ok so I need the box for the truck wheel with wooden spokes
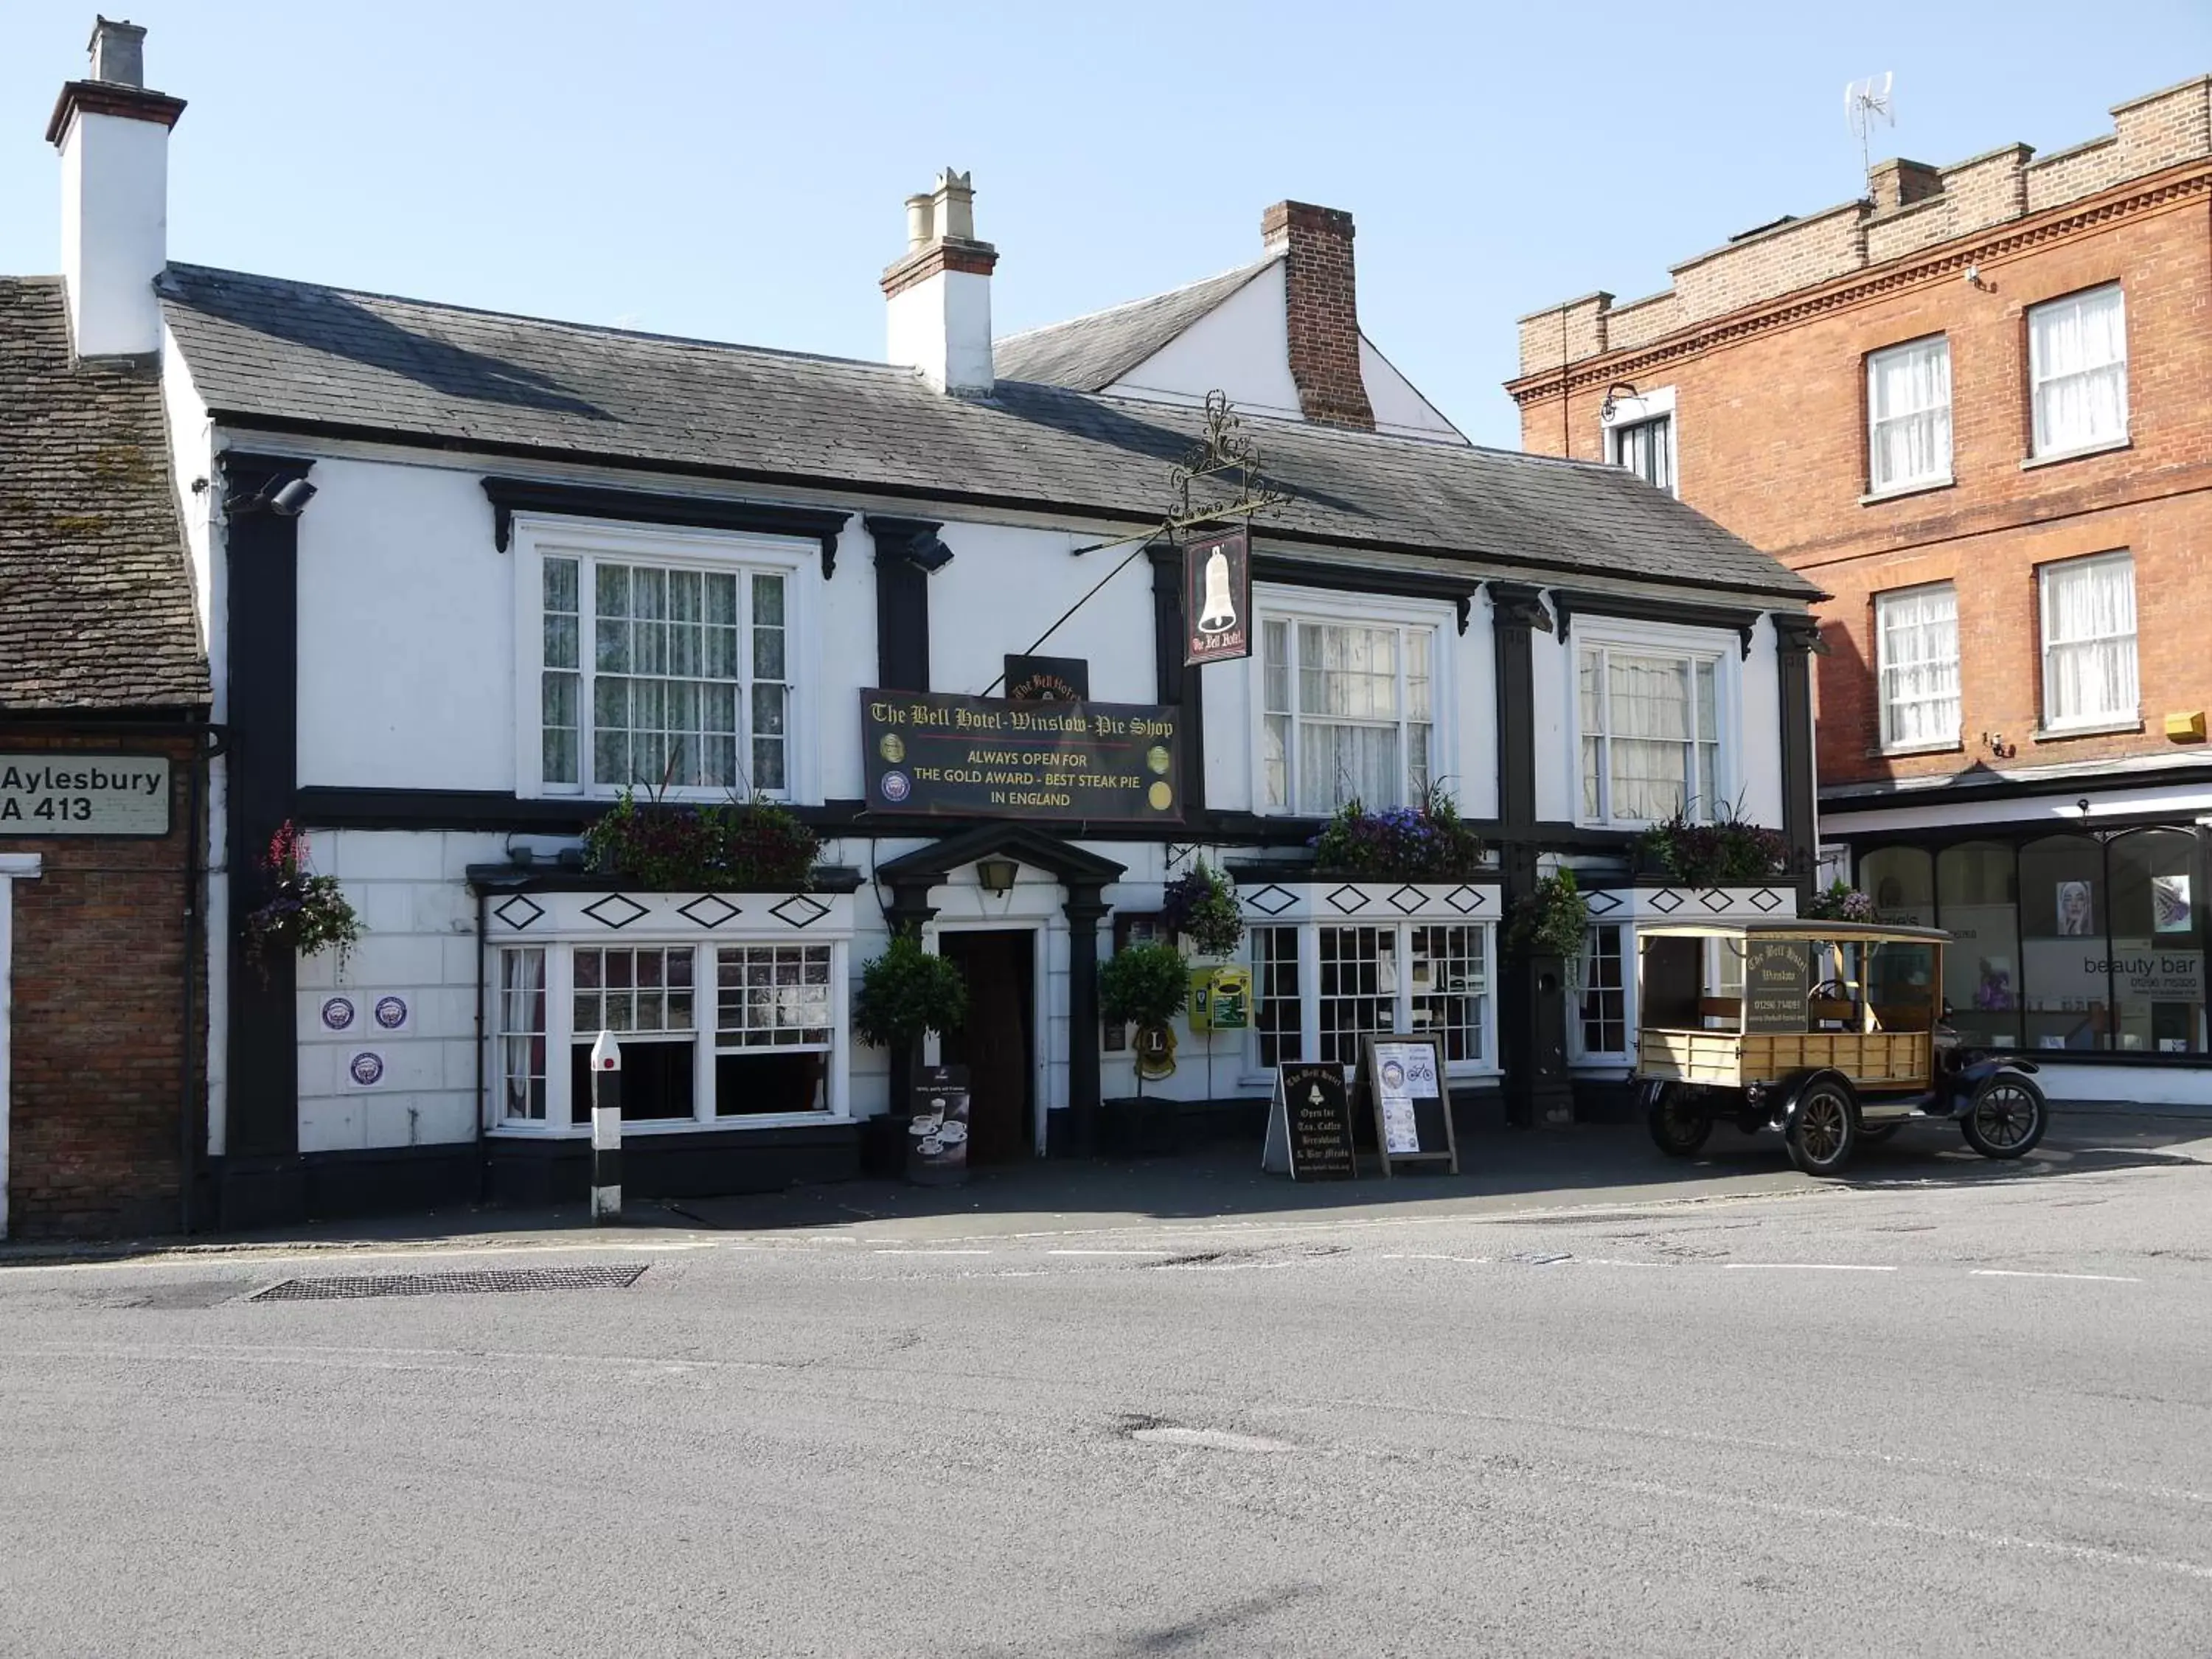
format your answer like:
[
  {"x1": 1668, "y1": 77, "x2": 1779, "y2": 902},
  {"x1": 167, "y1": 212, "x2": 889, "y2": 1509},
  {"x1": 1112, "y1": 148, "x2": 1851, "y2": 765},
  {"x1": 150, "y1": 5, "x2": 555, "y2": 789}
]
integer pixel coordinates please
[
  {"x1": 1961, "y1": 1073, "x2": 2048, "y2": 1160},
  {"x1": 1785, "y1": 1076, "x2": 1859, "y2": 1176},
  {"x1": 1645, "y1": 1084, "x2": 1713, "y2": 1158}
]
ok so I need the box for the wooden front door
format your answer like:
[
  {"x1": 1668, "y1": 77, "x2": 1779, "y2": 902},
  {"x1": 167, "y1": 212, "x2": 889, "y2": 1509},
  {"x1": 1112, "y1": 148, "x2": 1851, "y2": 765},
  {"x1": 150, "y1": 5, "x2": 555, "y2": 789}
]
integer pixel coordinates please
[{"x1": 940, "y1": 931, "x2": 1035, "y2": 1163}]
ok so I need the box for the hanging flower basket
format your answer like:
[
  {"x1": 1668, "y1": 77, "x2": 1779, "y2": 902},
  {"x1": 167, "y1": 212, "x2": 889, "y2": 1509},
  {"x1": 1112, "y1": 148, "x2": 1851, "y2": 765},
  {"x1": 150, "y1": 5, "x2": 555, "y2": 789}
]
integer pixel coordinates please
[
  {"x1": 1804, "y1": 880, "x2": 1876, "y2": 922},
  {"x1": 1160, "y1": 861, "x2": 1245, "y2": 957},
  {"x1": 243, "y1": 821, "x2": 364, "y2": 983},
  {"x1": 1507, "y1": 867, "x2": 1591, "y2": 961}
]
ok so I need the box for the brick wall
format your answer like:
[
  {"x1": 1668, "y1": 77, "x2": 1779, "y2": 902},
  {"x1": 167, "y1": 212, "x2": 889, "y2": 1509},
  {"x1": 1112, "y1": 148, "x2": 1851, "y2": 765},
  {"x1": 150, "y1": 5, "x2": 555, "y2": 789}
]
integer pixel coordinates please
[
  {"x1": 1512, "y1": 78, "x2": 2212, "y2": 381},
  {"x1": 1263, "y1": 201, "x2": 1376, "y2": 431},
  {"x1": 1517, "y1": 176, "x2": 2212, "y2": 794},
  {"x1": 4, "y1": 728, "x2": 201, "y2": 1237}
]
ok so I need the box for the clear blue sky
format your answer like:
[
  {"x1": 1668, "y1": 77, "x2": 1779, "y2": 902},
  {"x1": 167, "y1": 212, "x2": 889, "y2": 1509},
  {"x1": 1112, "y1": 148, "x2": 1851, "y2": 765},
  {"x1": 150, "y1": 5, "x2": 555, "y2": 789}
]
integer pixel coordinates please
[{"x1": 6, "y1": 1, "x2": 2208, "y2": 448}]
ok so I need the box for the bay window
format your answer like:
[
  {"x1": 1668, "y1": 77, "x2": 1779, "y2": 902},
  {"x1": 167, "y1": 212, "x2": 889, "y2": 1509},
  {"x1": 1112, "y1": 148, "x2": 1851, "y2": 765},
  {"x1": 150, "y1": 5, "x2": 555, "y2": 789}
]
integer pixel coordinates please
[
  {"x1": 1578, "y1": 643, "x2": 1724, "y2": 825},
  {"x1": 1875, "y1": 583, "x2": 1961, "y2": 751},
  {"x1": 519, "y1": 518, "x2": 809, "y2": 799},
  {"x1": 1248, "y1": 920, "x2": 1492, "y2": 1074},
  {"x1": 1258, "y1": 600, "x2": 1445, "y2": 815},
  {"x1": 2029, "y1": 285, "x2": 2127, "y2": 458},
  {"x1": 2039, "y1": 552, "x2": 2138, "y2": 731},
  {"x1": 1867, "y1": 336, "x2": 1952, "y2": 492},
  {"x1": 495, "y1": 937, "x2": 840, "y2": 1129}
]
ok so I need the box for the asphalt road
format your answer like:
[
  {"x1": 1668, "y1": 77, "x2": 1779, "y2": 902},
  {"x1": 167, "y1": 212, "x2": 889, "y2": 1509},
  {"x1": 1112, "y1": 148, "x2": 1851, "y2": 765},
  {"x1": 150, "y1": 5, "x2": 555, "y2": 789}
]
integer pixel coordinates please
[{"x1": 4, "y1": 1128, "x2": 2211, "y2": 1657}]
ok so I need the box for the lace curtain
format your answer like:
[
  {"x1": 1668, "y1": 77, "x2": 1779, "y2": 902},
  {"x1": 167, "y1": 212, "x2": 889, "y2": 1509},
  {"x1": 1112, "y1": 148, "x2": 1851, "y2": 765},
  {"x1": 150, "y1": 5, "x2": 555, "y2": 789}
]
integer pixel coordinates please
[
  {"x1": 2031, "y1": 287, "x2": 2127, "y2": 456},
  {"x1": 1877, "y1": 585, "x2": 1961, "y2": 748},
  {"x1": 2042, "y1": 555, "x2": 2137, "y2": 728},
  {"x1": 1868, "y1": 338, "x2": 1952, "y2": 490}
]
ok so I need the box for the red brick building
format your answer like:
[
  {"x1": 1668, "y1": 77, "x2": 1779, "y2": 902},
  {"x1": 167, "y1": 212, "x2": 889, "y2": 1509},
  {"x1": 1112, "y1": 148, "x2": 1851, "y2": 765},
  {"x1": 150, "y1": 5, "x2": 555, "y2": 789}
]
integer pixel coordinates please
[
  {"x1": 1, "y1": 274, "x2": 211, "y2": 1236},
  {"x1": 1511, "y1": 78, "x2": 2212, "y2": 1102}
]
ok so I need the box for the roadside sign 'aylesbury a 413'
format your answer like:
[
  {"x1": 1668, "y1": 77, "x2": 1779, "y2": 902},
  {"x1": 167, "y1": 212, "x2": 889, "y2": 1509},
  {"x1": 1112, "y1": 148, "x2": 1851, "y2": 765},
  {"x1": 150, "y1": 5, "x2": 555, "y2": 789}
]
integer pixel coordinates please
[{"x1": 0, "y1": 755, "x2": 172, "y2": 836}]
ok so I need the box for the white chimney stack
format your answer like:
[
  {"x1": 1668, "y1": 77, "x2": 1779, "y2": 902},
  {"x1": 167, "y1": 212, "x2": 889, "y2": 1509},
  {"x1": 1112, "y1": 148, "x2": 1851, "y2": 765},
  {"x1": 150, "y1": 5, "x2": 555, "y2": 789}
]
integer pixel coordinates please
[
  {"x1": 880, "y1": 168, "x2": 998, "y2": 397},
  {"x1": 46, "y1": 16, "x2": 185, "y2": 359}
]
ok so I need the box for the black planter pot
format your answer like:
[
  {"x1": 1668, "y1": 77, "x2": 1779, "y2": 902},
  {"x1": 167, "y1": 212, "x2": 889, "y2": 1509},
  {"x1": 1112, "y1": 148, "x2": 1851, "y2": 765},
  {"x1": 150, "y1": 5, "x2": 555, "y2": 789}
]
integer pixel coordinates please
[
  {"x1": 1099, "y1": 1095, "x2": 1180, "y2": 1158},
  {"x1": 860, "y1": 1113, "x2": 911, "y2": 1178}
]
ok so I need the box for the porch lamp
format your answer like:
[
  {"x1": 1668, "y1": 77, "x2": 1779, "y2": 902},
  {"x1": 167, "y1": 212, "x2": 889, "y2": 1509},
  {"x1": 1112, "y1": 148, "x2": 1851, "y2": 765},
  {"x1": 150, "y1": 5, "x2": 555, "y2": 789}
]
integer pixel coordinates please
[{"x1": 975, "y1": 857, "x2": 1019, "y2": 896}]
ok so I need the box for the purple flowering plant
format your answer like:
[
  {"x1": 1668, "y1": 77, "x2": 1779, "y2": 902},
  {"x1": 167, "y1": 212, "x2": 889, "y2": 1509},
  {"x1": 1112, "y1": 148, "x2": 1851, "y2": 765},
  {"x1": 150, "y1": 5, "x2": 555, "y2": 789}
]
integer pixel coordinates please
[
  {"x1": 243, "y1": 821, "x2": 365, "y2": 983},
  {"x1": 1804, "y1": 880, "x2": 1877, "y2": 922},
  {"x1": 1310, "y1": 787, "x2": 1486, "y2": 881},
  {"x1": 1160, "y1": 862, "x2": 1245, "y2": 956}
]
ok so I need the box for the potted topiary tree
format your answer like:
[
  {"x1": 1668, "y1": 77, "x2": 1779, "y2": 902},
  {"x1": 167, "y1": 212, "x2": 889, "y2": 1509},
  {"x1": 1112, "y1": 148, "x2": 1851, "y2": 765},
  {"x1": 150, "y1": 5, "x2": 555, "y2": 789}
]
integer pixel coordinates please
[
  {"x1": 854, "y1": 930, "x2": 969, "y2": 1175},
  {"x1": 1098, "y1": 939, "x2": 1192, "y2": 1155}
]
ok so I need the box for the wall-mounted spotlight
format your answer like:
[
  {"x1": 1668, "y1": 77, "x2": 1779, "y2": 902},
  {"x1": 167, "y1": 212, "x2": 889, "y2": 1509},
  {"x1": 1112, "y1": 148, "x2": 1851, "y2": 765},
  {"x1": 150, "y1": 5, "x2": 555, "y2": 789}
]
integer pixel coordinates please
[
  {"x1": 226, "y1": 476, "x2": 317, "y2": 518},
  {"x1": 1599, "y1": 382, "x2": 1639, "y2": 421},
  {"x1": 905, "y1": 532, "x2": 953, "y2": 573}
]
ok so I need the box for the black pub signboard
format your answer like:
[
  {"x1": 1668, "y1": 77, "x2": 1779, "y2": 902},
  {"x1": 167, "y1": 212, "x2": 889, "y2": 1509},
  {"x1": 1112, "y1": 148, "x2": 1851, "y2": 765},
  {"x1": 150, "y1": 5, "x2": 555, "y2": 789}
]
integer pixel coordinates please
[
  {"x1": 862, "y1": 690, "x2": 1183, "y2": 823},
  {"x1": 1744, "y1": 939, "x2": 1812, "y2": 1034}
]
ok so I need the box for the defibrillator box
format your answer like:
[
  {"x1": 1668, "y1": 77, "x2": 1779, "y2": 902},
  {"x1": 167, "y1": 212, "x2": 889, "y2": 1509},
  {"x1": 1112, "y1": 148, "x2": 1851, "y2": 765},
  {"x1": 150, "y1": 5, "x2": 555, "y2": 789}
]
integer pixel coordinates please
[{"x1": 1189, "y1": 964, "x2": 1251, "y2": 1031}]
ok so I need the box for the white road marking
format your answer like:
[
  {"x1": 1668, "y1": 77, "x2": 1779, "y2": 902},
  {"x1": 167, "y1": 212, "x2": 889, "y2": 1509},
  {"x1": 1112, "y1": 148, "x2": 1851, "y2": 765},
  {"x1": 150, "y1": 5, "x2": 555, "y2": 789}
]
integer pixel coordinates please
[
  {"x1": 1572, "y1": 1258, "x2": 1670, "y2": 1269},
  {"x1": 1378, "y1": 1253, "x2": 1493, "y2": 1263},
  {"x1": 1046, "y1": 1249, "x2": 1172, "y2": 1257},
  {"x1": 1724, "y1": 1262, "x2": 1896, "y2": 1273},
  {"x1": 869, "y1": 1248, "x2": 992, "y2": 1256},
  {"x1": 1132, "y1": 1426, "x2": 1299, "y2": 1454},
  {"x1": 1972, "y1": 1269, "x2": 2142, "y2": 1284}
]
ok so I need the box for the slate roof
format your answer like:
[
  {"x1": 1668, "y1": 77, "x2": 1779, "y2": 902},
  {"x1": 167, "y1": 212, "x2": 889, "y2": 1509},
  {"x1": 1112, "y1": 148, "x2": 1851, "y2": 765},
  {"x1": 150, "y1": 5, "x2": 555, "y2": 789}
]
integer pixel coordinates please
[
  {"x1": 992, "y1": 258, "x2": 1278, "y2": 392},
  {"x1": 0, "y1": 277, "x2": 207, "y2": 712},
  {"x1": 157, "y1": 263, "x2": 1819, "y2": 601}
]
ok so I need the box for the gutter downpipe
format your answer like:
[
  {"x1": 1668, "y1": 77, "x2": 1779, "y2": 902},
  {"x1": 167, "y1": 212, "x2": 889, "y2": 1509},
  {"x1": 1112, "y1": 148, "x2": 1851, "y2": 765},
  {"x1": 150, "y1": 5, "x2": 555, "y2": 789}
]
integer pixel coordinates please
[{"x1": 475, "y1": 884, "x2": 489, "y2": 1206}]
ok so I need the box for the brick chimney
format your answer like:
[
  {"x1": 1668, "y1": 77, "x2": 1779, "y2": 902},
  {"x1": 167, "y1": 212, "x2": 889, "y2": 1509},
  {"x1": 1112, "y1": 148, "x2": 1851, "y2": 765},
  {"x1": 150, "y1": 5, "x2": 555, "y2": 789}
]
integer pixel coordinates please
[
  {"x1": 1262, "y1": 201, "x2": 1374, "y2": 431},
  {"x1": 882, "y1": 169, "x2": 998, "y2": 396},
  {"x1": 46, "y1": 16, "x2": 185, "y2": 359},
  {"x1": 1868, "y1": 157, "x2": 1943, "y2": 212}
]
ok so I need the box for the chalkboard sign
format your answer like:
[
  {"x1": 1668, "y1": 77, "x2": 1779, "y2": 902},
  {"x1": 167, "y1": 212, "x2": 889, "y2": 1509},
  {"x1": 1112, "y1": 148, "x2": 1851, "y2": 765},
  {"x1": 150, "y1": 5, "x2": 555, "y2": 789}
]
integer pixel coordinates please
[
  {"x1": 1261, "y1": 1062, "x2": 1357, "y2": 1180},
  {"x1": 1744, "y1": 939, "x2": 1812, "y2": 1034},
  {"x1": 1356, "y1": 1036, "x2": 1458, "y2": 1177}
]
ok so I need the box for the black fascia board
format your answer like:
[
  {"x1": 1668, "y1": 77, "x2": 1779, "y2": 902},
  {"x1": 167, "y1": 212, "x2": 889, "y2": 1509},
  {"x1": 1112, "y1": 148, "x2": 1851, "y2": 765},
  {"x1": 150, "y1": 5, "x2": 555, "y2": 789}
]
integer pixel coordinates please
[
  {"x1": 481, "y1": 476, "x2": 849, "y2": 580},
  {"x1": 211, "y1": 413, "x2": 1822, "y2": 604},
  {"x1": 1550, "y1": 588, "x2": 1768, "y2": 659}
]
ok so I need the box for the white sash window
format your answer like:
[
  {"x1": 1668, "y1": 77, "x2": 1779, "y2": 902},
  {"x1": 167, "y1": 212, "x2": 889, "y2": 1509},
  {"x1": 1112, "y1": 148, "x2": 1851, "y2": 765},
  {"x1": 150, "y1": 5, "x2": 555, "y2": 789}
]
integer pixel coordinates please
[
  {"x1": 2039, "y1": 552, "x2": 2138, "y2": 731},
  {"x1": 1876, "y1": 583, "x2": 1961, "y2": 751},
  {"x1": 1256, "y1": 594, "x2": 1448, "y2": 816},
  {"x1": 2029, "y1": 285, "x2": 2128, "y2": 458},
  {"x1": 1867, "y1": 337, "x2": 1952, "y2": 492},
  {"x1": 1579, "y1": 644, "x2": 1722, "y2": 825}
]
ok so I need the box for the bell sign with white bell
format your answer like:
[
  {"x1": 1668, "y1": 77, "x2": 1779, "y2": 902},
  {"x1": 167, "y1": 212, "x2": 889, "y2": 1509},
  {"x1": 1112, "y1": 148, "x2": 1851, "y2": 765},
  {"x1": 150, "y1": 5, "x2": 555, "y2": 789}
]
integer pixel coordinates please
[{"x1": 1183, "y1": 526, "x2": 1251, "y2": 666}]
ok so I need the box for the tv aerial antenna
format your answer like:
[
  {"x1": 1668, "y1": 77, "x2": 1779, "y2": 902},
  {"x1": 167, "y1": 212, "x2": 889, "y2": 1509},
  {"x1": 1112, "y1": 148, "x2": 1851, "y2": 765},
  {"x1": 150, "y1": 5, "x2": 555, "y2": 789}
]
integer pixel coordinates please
[{"x1": 1846, "y1": 72, "x2": 1895, "y2": 181}]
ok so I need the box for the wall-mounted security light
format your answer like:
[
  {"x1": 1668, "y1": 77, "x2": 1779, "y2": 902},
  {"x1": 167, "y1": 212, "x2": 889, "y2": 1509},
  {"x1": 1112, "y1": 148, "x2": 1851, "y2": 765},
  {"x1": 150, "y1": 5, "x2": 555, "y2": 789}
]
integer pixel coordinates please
[
  {"x1": 226, "y1": 476, "x2": 317, "y2": 518},
  {"x1": 1599, "y1": 382, "x2": 1639, "y2": 421},
  {"x1": 905, "y1": 532, "x2": 954, "y2": 573}
]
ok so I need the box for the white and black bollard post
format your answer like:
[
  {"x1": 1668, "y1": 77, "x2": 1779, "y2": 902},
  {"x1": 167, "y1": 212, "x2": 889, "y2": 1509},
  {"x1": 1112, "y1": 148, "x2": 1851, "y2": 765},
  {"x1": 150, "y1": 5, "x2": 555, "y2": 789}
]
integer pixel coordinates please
[{"x1": 589, "y1": 1029, "x2": 622, "y2": 1222}]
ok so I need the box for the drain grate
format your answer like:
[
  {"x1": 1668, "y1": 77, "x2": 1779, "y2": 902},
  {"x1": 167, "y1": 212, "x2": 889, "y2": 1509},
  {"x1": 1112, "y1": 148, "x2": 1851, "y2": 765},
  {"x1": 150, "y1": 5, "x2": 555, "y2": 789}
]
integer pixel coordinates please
[{"x1": 251, "y1": 1263, "x2": 649, "y2": 1302}]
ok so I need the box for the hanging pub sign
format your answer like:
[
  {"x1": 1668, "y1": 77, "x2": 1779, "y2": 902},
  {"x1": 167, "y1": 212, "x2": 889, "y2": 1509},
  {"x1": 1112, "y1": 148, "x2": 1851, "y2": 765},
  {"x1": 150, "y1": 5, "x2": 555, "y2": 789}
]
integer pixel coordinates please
[
  {"x1": 0, "y1": 754, "x2": 171, "y2": 837},
  {"x1": 1183, "y1": 526, "x2": 1251, "y2": 667},
  {"x1": 1003, "y1": 655, "x2": 1091, "y2": 703},
  {"x1": 862, "y1": 690, "x2": 1182, "y2": 823}
]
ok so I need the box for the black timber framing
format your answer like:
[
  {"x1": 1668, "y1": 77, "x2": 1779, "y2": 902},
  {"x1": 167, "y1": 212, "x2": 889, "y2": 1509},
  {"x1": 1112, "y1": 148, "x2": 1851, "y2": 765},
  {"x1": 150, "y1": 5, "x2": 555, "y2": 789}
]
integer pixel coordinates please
[
  {"x1": 481, "y1": 476, "x2": 848, "y2": 579},
  {"x1": 220, "y1": 451, "x2": 315, "y2": 1218},
  {"x1": 1149, "y1": 546, "x2": 1207, "y2": 817},
  {"x1": 1488, "y1": 581, "x2": 1569, "y2": 1130},
  {"x1": 869, "y1": 515, "x2": 945, "y2": 692},
  {"x1": 1772, "y1": 613, "x2": 1822, "y2": 896}
]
